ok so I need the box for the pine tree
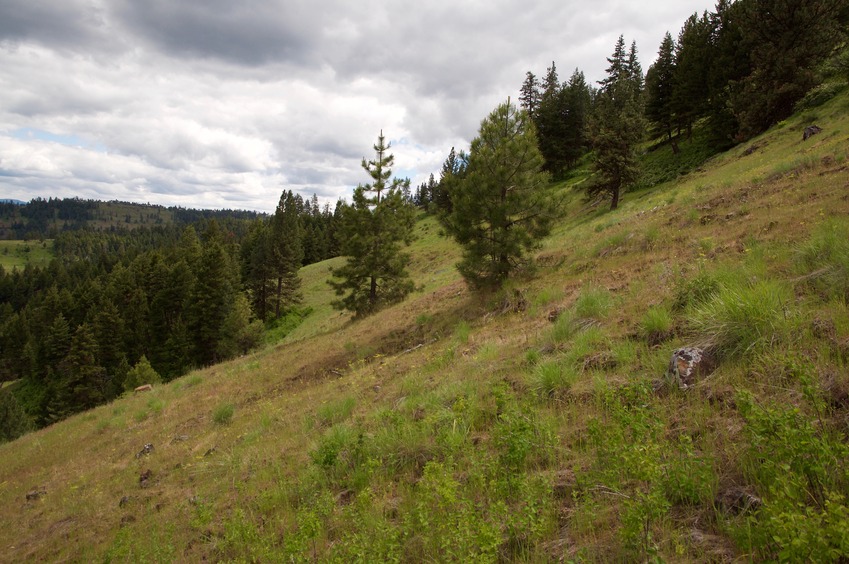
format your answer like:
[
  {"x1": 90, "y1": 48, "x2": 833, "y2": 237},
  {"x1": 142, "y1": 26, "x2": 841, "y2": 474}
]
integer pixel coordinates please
[
  {"x1": 732, "y1": 0, "x2": 847, "y2": 138},
  {"x1": 646, "y1": 32, "x2": 677, "y2": 144},
  {"x1": 329, "y1": 131, "x2": 416, "y2": 317},
  {"x1": 519, "y1": 71, "x2": 540, "y2": 118},
  {"x1": 241, "y1": 220, "x2": 275, "y2": 321},
  {"x1": 561, "y1": 69, "x2": 593, "y2": 169},
  {"x1": 270, "y1": 190, "x2": 304, "y2": 318},
  {"x1": 588, "y1": 37, "x2": 646, "y2": 210},
  {"x1": 672, "y1": 12, "x2": 712, "y2": 139},
  {"x1": 536, "y1": 62, "x2": 570, "y2": 176},
  {"x1": 48, "y1": 323, "x2": 107, "y2": 420},
  {"x1": 122, "y1": 355, "x2": 162, "y2": 392},
  {"x1": 0, "y1": 388, "x2": 33, "y2": 444},
  {"x1": 601, "y1": 35, "x2": 629, "y2": 88},
  {"x1": 626, "y1": 40, "x2": 644, "y2": 93},
  {"x1": 434, "y1": 149, "x2": 466, "y2": 214},
  {"x1": 188, "y1": 222, "x2": 239, "y2": 366},
  {"x1": 441, "y1": 101, "x2": 556, "y2": 289},
  {"x1": 216, "y1": 292, "x2": 264, "y2": 359}
]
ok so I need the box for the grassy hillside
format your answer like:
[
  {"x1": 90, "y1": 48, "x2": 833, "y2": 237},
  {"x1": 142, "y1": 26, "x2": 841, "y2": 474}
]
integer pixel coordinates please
[{"x1": 2, "y1": 92, "x2": 849, "y2": 562}]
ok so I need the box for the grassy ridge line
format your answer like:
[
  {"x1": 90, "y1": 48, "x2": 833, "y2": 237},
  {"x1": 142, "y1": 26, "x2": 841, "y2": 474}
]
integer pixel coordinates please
[{"x1": 0, "y1": 91, "x2": 847, "y2": 561}]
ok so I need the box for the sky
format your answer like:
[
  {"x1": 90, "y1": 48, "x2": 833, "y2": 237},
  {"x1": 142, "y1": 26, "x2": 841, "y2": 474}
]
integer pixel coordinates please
[{"x1": 0, "y1": 0, "x2": 710, "y2": 213}]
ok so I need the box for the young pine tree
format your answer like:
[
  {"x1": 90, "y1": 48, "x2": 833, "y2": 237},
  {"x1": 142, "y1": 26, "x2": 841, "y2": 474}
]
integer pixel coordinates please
[
  {"x1": 329, "y1": 132, "x2": 416, "y2": 317},
  {"x1": 441, "y1": 101, "x2": 557, "y2": 289}
]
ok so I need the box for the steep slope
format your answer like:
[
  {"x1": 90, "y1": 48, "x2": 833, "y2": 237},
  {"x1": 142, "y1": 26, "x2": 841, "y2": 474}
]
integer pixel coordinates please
[{"x1": 1, "y1": 91, "x2": 849, "y2": 561}]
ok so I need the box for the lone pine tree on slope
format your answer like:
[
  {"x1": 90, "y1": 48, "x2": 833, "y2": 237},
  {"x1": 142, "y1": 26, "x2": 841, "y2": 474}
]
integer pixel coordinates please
[
  {"x1": 441, "y1": 100, "x2": 557, "y2": 289},
  {"x1": 329, "y1": 131, "x2": 416, "y2": 317}
]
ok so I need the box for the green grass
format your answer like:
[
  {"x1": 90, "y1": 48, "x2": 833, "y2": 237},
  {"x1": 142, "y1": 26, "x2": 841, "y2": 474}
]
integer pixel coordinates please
[{"x1": 0, "y1": 240, "x2": 54, "y2": 269}]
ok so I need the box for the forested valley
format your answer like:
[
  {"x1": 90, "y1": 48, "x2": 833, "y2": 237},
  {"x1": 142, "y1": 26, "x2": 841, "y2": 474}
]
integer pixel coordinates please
[{"x1": 0, "y1": 194, "x2": 342, "y2": 434}]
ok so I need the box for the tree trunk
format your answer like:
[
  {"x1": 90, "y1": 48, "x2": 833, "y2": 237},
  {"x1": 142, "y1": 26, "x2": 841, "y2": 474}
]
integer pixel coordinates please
[
  {"x1": 275, "y1": 276, "x2": 282, "y2": 318},
  {"x1": 369, "y1": 276, "x2": 377, "y2": 308},
  {"x1": 610, "y1": 186, "x2": 620, "y2": 210}
]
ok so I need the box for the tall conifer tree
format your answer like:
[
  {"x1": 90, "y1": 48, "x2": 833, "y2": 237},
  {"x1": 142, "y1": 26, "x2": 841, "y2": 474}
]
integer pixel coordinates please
[
  {"x1": 329, "y1": 132, "x2": 416, "y2": 317},
  {"x1": 588, "y1": 37, "x2": 645, "y2": 210}
]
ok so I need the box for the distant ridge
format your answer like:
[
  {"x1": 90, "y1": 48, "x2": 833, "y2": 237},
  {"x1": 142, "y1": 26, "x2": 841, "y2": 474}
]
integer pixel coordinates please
[{"x1": 0, "y1": 199, "x2": 26, "y2": 205}]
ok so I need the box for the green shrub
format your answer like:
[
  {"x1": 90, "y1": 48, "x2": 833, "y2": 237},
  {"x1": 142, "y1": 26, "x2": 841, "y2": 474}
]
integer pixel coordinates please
[
  {"x1": 405, "y1": 460, "x2": 501, "y2": 560},
  {"x1": 795, "y1": 82, "x2": 846, "y2": 110},
  {"x1": 213, "y1": 402, "x2": 235, "y2": 425},
  {"x1": 122, "y1": 355, "x2": 162, "y2": 391},
  {"x1": 736, "y1": 392, "x2": 849, "y2": 560},
  {"x1": 672, "y1": 268, "x2": 721, "y2": 311}
]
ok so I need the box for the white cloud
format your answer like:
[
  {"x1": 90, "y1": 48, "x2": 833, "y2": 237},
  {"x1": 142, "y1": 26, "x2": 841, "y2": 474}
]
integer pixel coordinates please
[{"x1": 1, "y1": 0, "x2": 709, "y2": 212}]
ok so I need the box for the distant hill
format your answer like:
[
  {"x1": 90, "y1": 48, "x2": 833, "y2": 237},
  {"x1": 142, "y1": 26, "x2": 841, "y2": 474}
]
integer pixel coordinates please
[{"x1": 0, "y1": 197, "x2": 264, "y2": 240}]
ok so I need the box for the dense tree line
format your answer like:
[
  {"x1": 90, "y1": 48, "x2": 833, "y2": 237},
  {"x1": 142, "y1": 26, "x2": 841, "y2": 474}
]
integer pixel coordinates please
[
  {"x1": 0, "y1": 193, "x2": 342, "y2": 441},
  {"x1": 512, "y1": 0, "x2": 848, "y2": 209}
]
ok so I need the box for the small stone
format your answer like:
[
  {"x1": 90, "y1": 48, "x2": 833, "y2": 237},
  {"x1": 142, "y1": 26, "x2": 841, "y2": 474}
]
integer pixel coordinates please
[
  {"x1": 139, "y1": 469, "x2": 153, "y2": 488},
  {"x1": 119, "y1": 495, "x2": 130, "y2": 508},
  {"x1": 803, "y1": 125, "x2": 823, "y2": 141},
  {"x1": 26, "y1": 489, "x2": 46, "y2": 501},
  {"x1": 135, "y1": 443, "x2": 154, "y2": 459}
]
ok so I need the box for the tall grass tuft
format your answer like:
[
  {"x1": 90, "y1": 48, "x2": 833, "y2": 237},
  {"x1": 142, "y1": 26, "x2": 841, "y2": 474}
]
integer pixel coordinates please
[
  {"x1": 531, "y1": 359, "x2": 579, "y2": 399},
  {"x1": 551, "y1": 286, "x2": 613, "y2": 344},
  {"x1": 796, "y1": 219, "x2": 849, "y2": 302},
  {"x1": 640, "y1": 306, "x2": 674, "y2": 345},
  {"x1": 213, "y1": 402, "x2": 235, "y2": 425},
  {"x1": 689, "y1": 279, "x2": 796, "y2": 360}
]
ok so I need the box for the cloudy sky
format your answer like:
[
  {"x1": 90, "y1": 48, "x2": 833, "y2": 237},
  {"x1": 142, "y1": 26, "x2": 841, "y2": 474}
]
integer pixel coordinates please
[{"x1": 0, "y1": 0, "x2": 709, "y2": 213}]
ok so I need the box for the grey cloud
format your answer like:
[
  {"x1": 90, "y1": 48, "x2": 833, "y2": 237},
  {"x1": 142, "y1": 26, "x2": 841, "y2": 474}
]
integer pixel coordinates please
[
  {"x1": 112, "y1": 0, "x2": 326, "y2": 66},
  {"x1": 0, "y1": 0, "x2": 109, "y2": 50},
  {"x1": 0, "y1": 0, "x2": 711, "y2": 212}
]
